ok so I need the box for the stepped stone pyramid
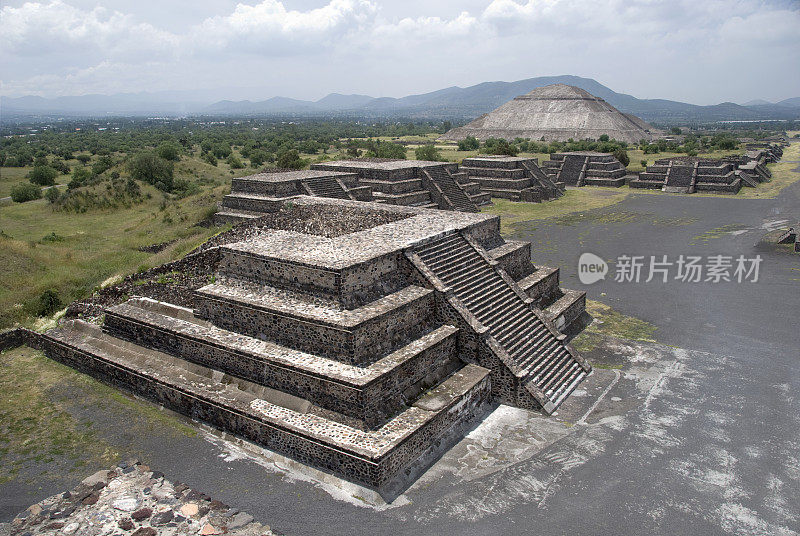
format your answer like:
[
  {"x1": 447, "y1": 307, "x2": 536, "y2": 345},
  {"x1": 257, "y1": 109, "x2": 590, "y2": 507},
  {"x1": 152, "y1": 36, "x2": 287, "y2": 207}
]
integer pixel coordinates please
[
  {"x1": 542, "y1": 151, "x2": 629, "y2": 187},
  {"x1": 37, "y1": 197, "x2": 589, "y2": 490},
  {"x1": 441, "y1": 84, "x2": 661, "y2": 144},
  {"x1": 312, "y1": 158, "x2": 488, "y2": 211},
  {"x1": 458, "y1": 156, "x2": 564, "y2": 201},
  {"x1": 630, "y1": 157, "x2": 747, "y2": 194},
  {"x1": 216, "y1": 169, "x2": 372, "y2": 223}
]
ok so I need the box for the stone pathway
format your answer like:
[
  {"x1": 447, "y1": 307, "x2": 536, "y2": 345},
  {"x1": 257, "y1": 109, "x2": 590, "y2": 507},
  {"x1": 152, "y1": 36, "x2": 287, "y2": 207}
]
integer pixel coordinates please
[{"x1": 3, "y1": 461, "x2": 273, "y2": 536}]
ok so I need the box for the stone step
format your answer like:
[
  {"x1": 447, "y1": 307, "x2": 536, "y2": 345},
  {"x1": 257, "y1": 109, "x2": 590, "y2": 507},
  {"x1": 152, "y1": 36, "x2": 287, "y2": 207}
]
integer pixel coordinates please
[
  {"x1": 543, "y1": 289, "x2": 586, "y2": 333},
  {"x1": 194, "y1": 281, "x2": 436, "y2": 365},
  {"x1": 373, "y1": 190, "x2": 431, "y2": 206},
  {"x1": 413, "y1": 233, "x2": 588, "y2": 413},
  {"x1": 41, "y1": 320, "x2": 491, "y2": 489},
  {"x1": 103, "y1": 297, "x2": 461, "y2": 429},
  {"x1": 583, "y1": 177, "x2": 626, "y2": 187},
  {"x1": 214, "y1": 210, "x2": 262, "y2": 225},
  {"x1": 468, "y1": 176, "x2": 534, "y2": 190},
  {"x1": 516, "y1": 266, "x2": 560, "y2": 305},
  {"x1": 470, "y1": 192, "x2": 492, "y2": 206},
  {"x1": 487, "y1": 241, "x2": 532, "y2": 280},
  {"x1": 221, "y1": 193, "x2": 288, "y2": 214},
  {"x1": 360, "y1": 178, "x2": 423, "y2": 194}
]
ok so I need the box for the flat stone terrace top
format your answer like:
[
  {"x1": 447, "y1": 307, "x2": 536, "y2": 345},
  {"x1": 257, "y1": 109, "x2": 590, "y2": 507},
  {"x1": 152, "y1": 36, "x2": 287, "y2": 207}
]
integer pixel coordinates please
[
  {"x1": 556, "y1": 151, "x2": 615, "y2": 157},
  {"x1": 312, "y1": 159, "x2": 448, "y2": 171},
  {"x1": 653, "y1": 157, "x2": 730, "y2": 165},
  {"x1": 461, "y1": 155, "x2": 533, "y2": 163},
  {"x1": 238, "y1": 169, "x2": 356, "y2": 182},
  {"x1": 223, "y1": 196, "x2": 497, "y2": 270}
]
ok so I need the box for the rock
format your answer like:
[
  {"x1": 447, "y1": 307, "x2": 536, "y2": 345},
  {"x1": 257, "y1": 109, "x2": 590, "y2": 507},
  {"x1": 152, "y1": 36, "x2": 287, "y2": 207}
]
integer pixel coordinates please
[
  {"x1": 131, "y1": 528, "x2": 157, "y2": 536},
  {"x1": 27, "y1": 504, "x2": 42, "y2": 516},
  {"x1": 150, "y1": 471, "x2": 164, "y2": 480},
  {"x1": 123, "y1": 466, "x2": 136, "y2": 474},
  {"x1": 150, "y1": 509, "x2": 174, "y2": 526},
  {"x1": 62, "y1": 522, "x2": 81, "y2": 534},
  {"x1": 209, "y1": 499, "x2": 228, "y2": 511},
  {"x1": 81, "y1": 470, "x2": 110, "y2": 487},
  {"x1": 118, "y1": 518, "x2": 134, "y2": 531},
  {"x1": 81, "y1": 492, "x2": 99, "y2": 506},
  {"x1": 131, "y1": 507, "x2": 153, "y2": 521},
  {"x1": 228, "y1": 512, "x2": 254, "y2": 529},
  {"x1": 197, "y1": 505, "x2": 211, "y2": 518},
  {"x1": 112, "y1": 496, "x2": 140, "y2": 512},
  {"x1": 180, "y1": 503, "x2": 199, "y2": 517},
  {"x1": 44, "y1": 522, "x2": 65, "y2": 530},
  {"x1": 200, "y1": 523, "x2": 223, "y2": 535}
]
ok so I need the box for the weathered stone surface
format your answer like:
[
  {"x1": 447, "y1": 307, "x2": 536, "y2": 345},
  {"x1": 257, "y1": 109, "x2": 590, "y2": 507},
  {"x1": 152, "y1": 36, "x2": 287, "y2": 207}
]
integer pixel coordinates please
[{"x1": 9, "y1": 461, "x2": 269, "y2": 535}]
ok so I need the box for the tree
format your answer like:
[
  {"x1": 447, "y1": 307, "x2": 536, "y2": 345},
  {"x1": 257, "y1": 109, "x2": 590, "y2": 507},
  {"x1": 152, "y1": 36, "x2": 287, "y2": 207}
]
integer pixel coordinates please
[
  {"x1": 157, "y1": 142, "x2": 180, "y2": 161},
  {"x1": 249, "y1": 150, "x2": 267, "y2": 168},
  {"x1": 10, "y1": 182, "x2": 42, "y2": 202},
  {"x1": 28, "y1": 165, "x2": 58, "y2": 186},
  {"x1": 92, "y1": 155, "x2": 115, "y2": 176},
  {"x1": 76, "y1": 154, "x2": 91, "y2": 166},
  {"x1": 613, "y1": 149, "x2": 630, "y2": 167},
  {"x1": 599, "y1": 134, "x2": 610, "y2": 142},
  {"x1": 45, "y1": 187, "x2": 61, "y2": 204},
  {"x1": 369, "y1": 141, "x2": 406, "y2": 159},
  {"x1": 670, "y1": 127, "x2": 682, "y2": 135},
  {"x1": 68, "y1": 167, "x2": 93, "y2": 190},
  {"x1": 202, "y1": 152, "x2": 218, "y2": 166},
  {"x1": 212, "y1": 143, "x2": 232, "y2": 159},
  {"x1": 277, "y1": 148, "x2": 304, "y2": 170},
  {"x1": 414, "y1": 144, "x2": 443, "y2": 161},
  {"x1": 37, "y1": 289, "x2": 62, "y2": 317},
  {"x1": 226, "y1": 154, "x2": 244, "y2": 169},
  {"x1": 128, "y1": 152, "x2": 174, "y2": 192},
  {"x1": 457, "y1": 136, "x2": 480, "y2": 151}
]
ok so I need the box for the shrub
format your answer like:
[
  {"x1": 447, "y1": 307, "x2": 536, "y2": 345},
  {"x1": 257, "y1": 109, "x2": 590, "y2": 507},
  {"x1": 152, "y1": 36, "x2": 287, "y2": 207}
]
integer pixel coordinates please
[
  {"x1": 68, "y1": 166, "x2": 94, "y2": 189},
  {"x1": 76, "y1": 154, "x2": 91, "y2": 166},
  {"x1": 640, "y1": 159, "x2": 648, "y2": 168},
  {"x1": 10, "y1": 182, "x2": 42, "y2": 202},
  {"x1": 226, "y1": 154, "x2": 244, "y2": 169},
  {"x1": 613, "y1": 149, "x2": 630, "y2": 167},
  {"x1": 45, "y1": 187, "x2": 61, "y2": 204},
  {"x1": 128, "y1": 152, "x2": 174, "y2": 191},
  {"x1": 212, "y1": 143, "x2": 232, "y2": 159},
  {"x1": 277, "y1": 148, "x2": 304, "y2": 169},
  {"x1": 28, "y1": 165, "x2": 58, "y2": 186},
  {"x1": 599, "y1": 134, "x2": 610, "y2": 142},
  {"x1": 485, "y1": 139, "x2": 518, "y2": 156},
  {"x1": 414, "y1": 144, "x2": 443, "y2": 161},
  {"x1": 202, "y1": 152, "x2": 218, "y2": 166},
  {"x1": 157, "y1": 142, "x2": 180, "y2": 161},
  {"x1": 36, "y1": 289, "x2": 62, "y2": 317},
  {"x1": 52, "y1": 159, "x2": 71, "y2": 174},
  {"x1": 91, "y1": 155, "x2": 115, "y2": 175},
  {"x1": 457, "y1": 136, "x2": 480, "y2": 151}
]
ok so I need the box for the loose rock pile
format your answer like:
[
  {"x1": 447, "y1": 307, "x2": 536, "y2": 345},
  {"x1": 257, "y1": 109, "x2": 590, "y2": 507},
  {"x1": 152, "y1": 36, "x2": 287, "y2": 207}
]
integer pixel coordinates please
[{"x1": 7, "y1": 460, "x2": 272, "y2": 536}]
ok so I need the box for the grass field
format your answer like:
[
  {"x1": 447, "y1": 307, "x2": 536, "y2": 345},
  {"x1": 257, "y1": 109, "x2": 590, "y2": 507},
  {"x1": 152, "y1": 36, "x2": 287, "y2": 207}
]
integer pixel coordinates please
[{"x1": 0, "y1": 153, "x2": 234, "y2": 329}]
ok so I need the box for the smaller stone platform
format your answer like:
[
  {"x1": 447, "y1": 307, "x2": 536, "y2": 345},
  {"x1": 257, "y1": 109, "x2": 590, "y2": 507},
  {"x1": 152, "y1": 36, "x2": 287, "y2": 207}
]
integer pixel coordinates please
[
  {"x1": 542, "y1": 152, "x2": 627, "y2": 187},
  {"x1": 312, "y1": 158, "x2": 486, "y2": 212},
  {"x1": 217, "y1": 169, "x2": 371, "y2": 224},
  {"x1": 459, "y1": 156, "x2": 563, "y2": 202}
]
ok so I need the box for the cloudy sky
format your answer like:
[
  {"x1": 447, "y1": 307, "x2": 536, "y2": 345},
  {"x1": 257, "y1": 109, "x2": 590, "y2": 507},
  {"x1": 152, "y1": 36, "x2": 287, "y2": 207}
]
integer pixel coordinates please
[{"x1": 1, "y1": 0, "x2": 799, "y2": 104}]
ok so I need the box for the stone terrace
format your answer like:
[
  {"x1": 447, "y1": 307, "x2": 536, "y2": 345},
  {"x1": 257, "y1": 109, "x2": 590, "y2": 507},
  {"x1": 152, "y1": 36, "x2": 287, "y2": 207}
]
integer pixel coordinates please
[
  {"x1": 217, "y1": 169, "x2": 373, "y2": 224},
  {"x1": 37, "y1": 196, "x2": 589, "y2": 492},
  {"x1": 542, "y1": 151, "x2": 629, "y2": 187},
  {"x1": 311, "y1": 158, "x2": 488, "y2": 212},
  {"x1": 631, "y1": 157, "x2": 745, "y2": 194},
  {"x1": 459, "y1": 156, "x2": 563, "y2": 202}
]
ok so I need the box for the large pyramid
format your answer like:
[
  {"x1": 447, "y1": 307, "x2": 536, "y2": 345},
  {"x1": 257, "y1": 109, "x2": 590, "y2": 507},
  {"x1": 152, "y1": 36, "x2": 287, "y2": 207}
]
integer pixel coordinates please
[{"x1": 441, "y1": 84, "x2": 661, "y2": 144}]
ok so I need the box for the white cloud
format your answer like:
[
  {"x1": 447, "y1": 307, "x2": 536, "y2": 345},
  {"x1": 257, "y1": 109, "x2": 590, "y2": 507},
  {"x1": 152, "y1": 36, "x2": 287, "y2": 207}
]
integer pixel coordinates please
[{"x1": 0, "y1": 0, "x2": 798, "y2": 103}]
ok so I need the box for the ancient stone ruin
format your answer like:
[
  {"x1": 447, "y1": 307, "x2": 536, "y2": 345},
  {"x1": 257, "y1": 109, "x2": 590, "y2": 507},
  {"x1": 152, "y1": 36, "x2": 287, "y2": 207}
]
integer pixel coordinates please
[
  {"x1": 542, "y1": 151, "x2": 629, "y2": 187},
  {"x1": 458, "y1": 156, "x2": 564, "y2": 201},
  {"x1": 630, "y1": 156, "x2": 768, "y2": 194},
  {"x1": 34, "y1": 197, "x2": 589, "y2": 491},
  {"x1": 441, "y1": 84, "x2": 661, "y2": 144},
  {"x1": 311, "y1": 158, "x2": 488, "y2": 211}
]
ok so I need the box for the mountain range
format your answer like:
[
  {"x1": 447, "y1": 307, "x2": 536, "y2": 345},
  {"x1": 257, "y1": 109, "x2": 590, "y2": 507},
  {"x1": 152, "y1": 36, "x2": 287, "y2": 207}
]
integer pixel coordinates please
[{"x1": 2, "y1": 75, "x2": 799, "y2": 124}]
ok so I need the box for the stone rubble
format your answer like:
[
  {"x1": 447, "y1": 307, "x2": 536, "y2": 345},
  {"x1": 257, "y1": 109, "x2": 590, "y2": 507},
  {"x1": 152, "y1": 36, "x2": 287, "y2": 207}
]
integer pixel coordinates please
[{"x1": 5, "y1": 461, "x2": 273, "y2": 536}]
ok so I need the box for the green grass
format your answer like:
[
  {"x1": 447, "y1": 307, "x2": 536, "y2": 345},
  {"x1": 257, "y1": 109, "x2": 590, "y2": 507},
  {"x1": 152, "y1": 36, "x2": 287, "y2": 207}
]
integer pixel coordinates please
[
  {"x1": 0, "y1": 346, "x2": 196, "y2": 485},
  {"x1": 571, "y1": 300, "x2": 658, "y2": 353},
  {"x1": 482, "y1": 189, "x2": 630, "y2": 234},
  {"x1": 0, "y1": 175, "x2": 226, "y2": 329}
]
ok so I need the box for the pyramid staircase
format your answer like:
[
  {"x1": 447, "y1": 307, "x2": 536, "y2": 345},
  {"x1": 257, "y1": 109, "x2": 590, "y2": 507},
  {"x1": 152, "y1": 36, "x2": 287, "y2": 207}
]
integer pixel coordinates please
[
  {"x1": 301, "y1": 176, "x2": 354, "y2": 200},
  {"x1": 421, "y1": 166, "x2": 480, "y2": 212},
  {"x1": 411, "y1": 233, "x2": 590, "y2": 413},
  {"x1": 543, "y1": 153, "x2": 627, "y2": 188}
]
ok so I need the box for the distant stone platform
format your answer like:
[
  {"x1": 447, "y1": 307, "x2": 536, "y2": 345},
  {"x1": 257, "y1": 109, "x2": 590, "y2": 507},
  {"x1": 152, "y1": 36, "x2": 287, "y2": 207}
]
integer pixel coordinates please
[
  {"x1": 459, "y1": 156, "x2": 564, "y2": 201},
  {"x1": 542, "y1": 151, "x2": 628, "y2": 188},
  {"x1": 31, "y1": 197, "x2": 589, "y2": 492}
]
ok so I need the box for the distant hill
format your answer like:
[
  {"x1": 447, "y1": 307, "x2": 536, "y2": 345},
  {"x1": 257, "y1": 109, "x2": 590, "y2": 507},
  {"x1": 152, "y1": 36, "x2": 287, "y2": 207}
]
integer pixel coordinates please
[{"x1": 3, "y1": 75, "x2": 799, "y2": 124}]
